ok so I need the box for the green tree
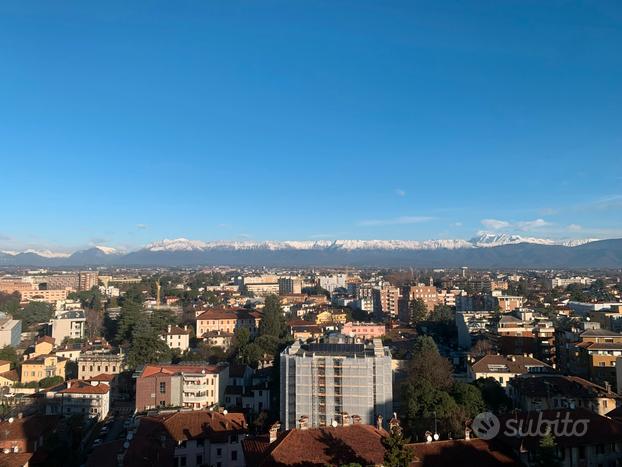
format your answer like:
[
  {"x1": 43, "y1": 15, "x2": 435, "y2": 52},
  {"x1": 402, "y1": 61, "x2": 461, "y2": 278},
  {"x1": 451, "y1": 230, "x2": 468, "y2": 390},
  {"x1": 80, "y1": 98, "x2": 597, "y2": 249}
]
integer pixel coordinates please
[
  {"x1": 409, "y1": 298, "x2": 428, "y2": 323},
  {"x1": 127, "y1": 322, "x2": 172, "y2": 368},
  {"x1": 535, "y1": 428, "x2": 561, "y2": 467},
  {"x1": 259, "y1": 295, "x2": 286, "y2": 338},
  {"x1": 38, "y1": 376, "x2": 65, "y2": 388},
  {"x1": 11, "y1": 302, "x2": 54, "y2": 328},
  {"x1": 0, "y1": 346, "x2": 18, "y2": 367},
  {"x1": 473, "y1": 377, "x2": 512, "y2": 413},
  {"x1": 382, "y1": 423, "x2": 413, "y2": 467},
  {"x1": 115, "y1": 300, "x2": 145, "y2": 344},
  {"x1": 450, "y1": 382, "x2": 485, "y2": 419}
]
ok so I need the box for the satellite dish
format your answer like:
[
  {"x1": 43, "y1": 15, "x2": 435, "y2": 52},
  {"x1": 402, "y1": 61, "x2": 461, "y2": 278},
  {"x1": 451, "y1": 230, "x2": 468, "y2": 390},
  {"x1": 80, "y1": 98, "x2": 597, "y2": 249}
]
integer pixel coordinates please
[
  {"x1": 7, "y1": 418, "x2": 13, "y2": 424},
  {"x1": 331, "y1": 420, "x2": 338, "y2": 427},
  {"x1": 223, "y1": 409, "x2": 228, "y2": 415},
  {"x1": 433, "y1": 433, "x2": 439, "y2": 441}
]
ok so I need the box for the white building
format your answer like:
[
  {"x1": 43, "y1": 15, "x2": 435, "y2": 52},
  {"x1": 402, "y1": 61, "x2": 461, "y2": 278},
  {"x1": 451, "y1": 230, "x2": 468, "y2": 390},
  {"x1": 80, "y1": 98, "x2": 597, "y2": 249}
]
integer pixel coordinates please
[
  {"x1": 0, "y1": 314, "x2": 21, "y2": 347},
  {"x1": 163, "y1": 325, "x2": 190, "y2": 352},
  {"x1": 46, "y1": 380, "x2": 110, "y2": 420},
  {"x1": 50, "y1": 310, "x2": 86, "y2": 343}
]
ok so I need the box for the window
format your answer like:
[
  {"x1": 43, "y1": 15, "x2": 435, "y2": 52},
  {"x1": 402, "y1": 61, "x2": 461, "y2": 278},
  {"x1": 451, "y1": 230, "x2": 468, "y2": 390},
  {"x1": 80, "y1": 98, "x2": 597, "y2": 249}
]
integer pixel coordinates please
[
  {"x1": 179, "y1": 456, "x2": 186, "y2": 467},
  {"x1": 196, "y1": 455, "x2": 202, "y2": 465},
  {"x1": 160, "y1": 382, "x2": 166, "y2": 394},
  {"x1": 231, "y1": 450, "x2": 237, "y2": 461},
  {"x1": 216, "y1": 448, "x2": 222, "y2": 456}
]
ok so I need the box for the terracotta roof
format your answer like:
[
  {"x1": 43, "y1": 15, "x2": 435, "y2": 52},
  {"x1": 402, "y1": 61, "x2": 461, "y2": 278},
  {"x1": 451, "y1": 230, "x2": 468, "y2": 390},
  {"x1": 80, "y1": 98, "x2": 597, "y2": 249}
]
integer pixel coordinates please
[
  {"x1": 0, "y1": 360, "x2": 12, "y2": 367},
  {"x1": 470, "y1": 354, "x2": 553, "y2": 374},
  {"x1": 256, "y1": 424, "x2": 387, "y2": 466},
  {"x1": 0, "y1": 415, "x2": 61, "y2": 445},
  {"x1": 510, "y1": 374, "x2": 619, "y2": 399},
  {"x1": 89, "y1": 373, "x2": 115, "y2": 382},
  {"x1": 585, "y1": 342, "x2": 622, "y2": 350},
  {"x1": 0, "y1": 370, "x2": 18, "y2": 382},
  {"x1": 606, "y1": 405, "x2": 622, "y2": 420},
  {"x1": 580, "y1": 328, "x2": 622, "y2": 337},
  {"x1": 59, "y1": 381, "x2": 109, "y2": 395},
  {"x1": 196, "y1": 308, "x2": 262, "y2": 321},
  {"x1": 140, "y1": 363, "x2": 226, "y2": 378},
  {"x1": 166, "y1": 325, "x2": 190, "y2": 335},
  {"x1": 140, "y1": 410, "x2": 247, "y2": 442},
  {"x1": 0, "y1": 452, "x2": 33, "y2": 467},
  {"x1": 409, "y1": 438, "x2": 520, "y2": 467},
  {"x1": 36, "y1": 336, "x2": 55, "y2": 345}
]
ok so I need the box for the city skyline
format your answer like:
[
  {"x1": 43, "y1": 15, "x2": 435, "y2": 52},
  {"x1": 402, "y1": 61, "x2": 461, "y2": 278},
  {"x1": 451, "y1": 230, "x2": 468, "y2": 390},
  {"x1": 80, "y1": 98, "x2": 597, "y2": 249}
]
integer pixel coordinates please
[{"x1": 1, "y1": 1, "x2": 621, "y2": 251}]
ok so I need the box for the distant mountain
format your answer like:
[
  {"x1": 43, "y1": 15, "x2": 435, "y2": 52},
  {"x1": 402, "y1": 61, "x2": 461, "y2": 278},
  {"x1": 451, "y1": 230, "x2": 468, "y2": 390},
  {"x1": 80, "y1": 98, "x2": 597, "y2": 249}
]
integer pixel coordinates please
[{"x1": 1, "y1": 237, "x2": 621, "y2": 268}]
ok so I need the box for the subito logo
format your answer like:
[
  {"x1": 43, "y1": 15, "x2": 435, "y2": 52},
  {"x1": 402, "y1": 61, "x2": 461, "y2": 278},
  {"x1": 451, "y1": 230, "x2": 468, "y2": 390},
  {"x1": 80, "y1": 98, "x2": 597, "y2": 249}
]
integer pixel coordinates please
[{"x1": 471, "y1": 412, "x2": 500, "y2": 440}]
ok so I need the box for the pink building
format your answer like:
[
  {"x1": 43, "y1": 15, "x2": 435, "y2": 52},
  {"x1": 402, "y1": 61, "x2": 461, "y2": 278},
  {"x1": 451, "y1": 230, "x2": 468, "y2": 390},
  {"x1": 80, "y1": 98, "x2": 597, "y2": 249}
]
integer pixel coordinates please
[{"x1": 342, "y1": 322, "x2": 386, "y2": 340}]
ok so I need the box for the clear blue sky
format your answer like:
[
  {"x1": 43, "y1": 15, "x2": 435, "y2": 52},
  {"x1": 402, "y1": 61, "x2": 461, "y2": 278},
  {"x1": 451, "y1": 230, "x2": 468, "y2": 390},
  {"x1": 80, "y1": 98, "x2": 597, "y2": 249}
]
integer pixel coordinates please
[{"x1": 1, "y1": 1, "x2": 621, "y2": 252}]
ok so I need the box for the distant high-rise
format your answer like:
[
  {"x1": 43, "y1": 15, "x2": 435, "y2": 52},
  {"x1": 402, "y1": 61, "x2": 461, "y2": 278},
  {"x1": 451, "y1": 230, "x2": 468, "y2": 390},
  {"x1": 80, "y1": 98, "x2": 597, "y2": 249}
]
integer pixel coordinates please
[
  {"x1": 78, "y1": 271, "x2": 99, "y2": 291},
  {"x1": 280, "y1": 335, "x2": 392, "y2": 429}
]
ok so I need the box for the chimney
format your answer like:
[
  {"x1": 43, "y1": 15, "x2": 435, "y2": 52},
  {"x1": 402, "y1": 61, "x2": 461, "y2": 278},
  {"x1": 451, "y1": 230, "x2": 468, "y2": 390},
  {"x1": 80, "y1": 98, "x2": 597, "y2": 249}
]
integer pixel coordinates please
[
  {"x1": 605, "y1": 381, "x2": 612, "y2": 394},
  {"x1": 351, "y1": 415, "x2": 362, "y2": 425},
  {"x1": 376, "y1": 414, "x2": 383, "y2": 430},
  {"x1": 269, "y1": 422, "x2": 281, "y2": 443},
  {"x1": 465, "y1": 426, "x2": 471, "y2": 441},
  {"x1": 341, "y1": 412, "x2": 350, "y2": 427},
  {"x1": 389, "y1": 412, "x2": 400, "y2": 432},
  {"x1": 299, "y1": 416, "x2": 309, "y2": 430},
  {"x1": 17, "y1": 413, "x2": 22, "y2": 420},
  {"x1": 167, "y1": 324, "x2": 172, "y2": 333}
]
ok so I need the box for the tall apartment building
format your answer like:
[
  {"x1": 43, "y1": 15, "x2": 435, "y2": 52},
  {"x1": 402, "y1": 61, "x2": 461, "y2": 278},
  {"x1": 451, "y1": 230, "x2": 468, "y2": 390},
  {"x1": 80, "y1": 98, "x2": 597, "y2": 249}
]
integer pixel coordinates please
[
  {"x1": 398, "y1": 283, "x2": 440, "y2": 322},
  {"x1": 280, "y1": 335, "x2": 392, "y2": 429},
  {"x1": 372, "y1": 284, "x2": 400, "y2": 317},
  {"x1": 318, "y1": 274, "x2": 347, "y2": 293},
  {"x1": 78, "y1": 271, "x2": 99, "y2": 291},
  {"x1": 278, "y1": 277, "x2": 302, "y2": 295},
  {"x1": 0, "y1": 314, "x2": 22, "y2": 347},
  {"x1": 135, "y1": 363, "x2": 229, "y2": 411}
]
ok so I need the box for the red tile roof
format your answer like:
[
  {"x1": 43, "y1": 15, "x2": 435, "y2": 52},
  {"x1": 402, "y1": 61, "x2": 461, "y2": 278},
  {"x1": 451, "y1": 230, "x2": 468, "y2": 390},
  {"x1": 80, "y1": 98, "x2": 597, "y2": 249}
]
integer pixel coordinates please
[
  {"x1": 255, "y1": 424, "x2": 387, "y2": 466},
  {"x1": 89, "y1": 373, "x2": 115, "y2": 382},
  {"x1": 141, "y1": 410, "x2": 247, "y2": 442},
  {"x1": 36, "y1": 336, "x2": 55, "y2": 345},
  {"x1": 0, "y1": 452, "x2": 33, "y2": 467},
  {"x1": 59, "y1": 381, "x2": 109, "y2": 395},
  {"x1": 409, "y1": 439, "x2": 520, "y2": 467},
  {"x1": 470, "y1": 354, "x2": 553, "y2": 374},
  {"x1": 140, "y1": 363, "x2": 226, "y2": 378},
  {"x1": 0, "y1": 370, "x2": 18, "y2": 382},
  {"x1": 196, "y1": 308, "x2": 262, "y2": 321},
  {"x1": 166, "y1": 325, "x2": 190, "y2": 335}
]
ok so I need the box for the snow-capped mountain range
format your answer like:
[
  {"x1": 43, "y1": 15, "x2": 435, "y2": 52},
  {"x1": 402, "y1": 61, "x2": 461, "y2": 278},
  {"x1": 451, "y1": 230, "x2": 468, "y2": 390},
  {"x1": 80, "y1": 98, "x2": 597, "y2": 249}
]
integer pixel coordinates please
[
  {"x1": 142, "y1": 234, "x2": 598, "y2": 252},
  {"x1": 1, "y1": 235, "x2": 619, "y2": 268}
]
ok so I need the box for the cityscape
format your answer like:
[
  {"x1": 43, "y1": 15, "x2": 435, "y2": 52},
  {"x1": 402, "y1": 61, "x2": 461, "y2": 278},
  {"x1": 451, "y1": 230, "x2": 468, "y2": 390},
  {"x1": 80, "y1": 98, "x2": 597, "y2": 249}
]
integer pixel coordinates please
[{"x1": 1, "y1": 1, "x2": 622, "y2": 467}]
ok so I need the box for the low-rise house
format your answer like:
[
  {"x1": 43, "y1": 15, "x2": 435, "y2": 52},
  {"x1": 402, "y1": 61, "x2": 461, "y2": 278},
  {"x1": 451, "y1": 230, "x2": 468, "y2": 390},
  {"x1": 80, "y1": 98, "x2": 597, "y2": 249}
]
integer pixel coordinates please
[
  {"x1": 315, "y1": 309, "x2": 347, "y2": 325},
  {"x1": 135, "y1": 363, "x2": 229, "y2": 411},
  {"x1": 287, "y1": 320, "x2": 324, "y2": 341},
  {"x1": 45, "y1": 379, "x2": 110, "y2": 420},
  {"x1": 467, "y1": 354, "x2": 553, "y2": 388},
  {"x1": 163, "y1": 325, "x2": 190, "y2": 352},
  {"x1": 24, "y1": 336, "x2": 55, "y2": 359},
  {"x1": 342, "y1": 321, "x2": 386, "y2": 340},
  {"x1": 410, "y1": 438, "x2": 520, "y2": 467},
  {"x1": 202, "y1": 330, "x2": 234, "y2": 349},
  {"x1": 122, "y1": 410, "x2": 247, "y2": 467},
  {"x1": 20, "y1": 354, "x2": 67, "y2": 384},
  {"x1": 509, "y1": 374, "x2": 620, "y2": 416},
  {"x1": 196, "y1": 308, "x2": 262, "y2": 337},
  {"x1": 0, "y1": 360, "x2": 18, "y2": 388}
]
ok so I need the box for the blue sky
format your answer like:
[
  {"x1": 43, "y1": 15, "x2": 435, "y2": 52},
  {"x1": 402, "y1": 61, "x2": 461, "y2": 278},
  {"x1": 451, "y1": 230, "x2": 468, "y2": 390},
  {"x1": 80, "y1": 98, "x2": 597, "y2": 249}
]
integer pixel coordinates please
[{"x1": 1, "y1": 1, "x2": 621, "y2": 252}]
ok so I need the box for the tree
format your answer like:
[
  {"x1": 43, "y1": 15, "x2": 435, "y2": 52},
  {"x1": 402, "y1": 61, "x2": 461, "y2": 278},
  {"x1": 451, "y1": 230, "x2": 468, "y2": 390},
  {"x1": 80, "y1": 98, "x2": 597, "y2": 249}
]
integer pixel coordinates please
[
  {"x1": 450, "y1": 382, "x2": 485, "y2": 419},
  {"x1": 0, "y1": 346, "x2": 18, "y2": 368},
  {"x1": 473, "y1": 377, "x2": 512, "y2": 413},
  {"x1": 85, "y1": 309, "x2": 103, "y2": 340},
  {"x1": 127, "y1": 322, "x2": 172, "y2": 368},
  {"x1": 115, "y1": 300, "x2": 145, "y2": 344},
  {"x1": 407, "y1": 336, "x2": 453, "y2": 389},
  {"x1": 409, "y1": 298, "x2": 428, "y2": 324},
  {"x1": 38, "y1": 376, "x2": 64, "y2": 388},
  {"x1": 382, "y1": 423, "x2": 413, "y2": 467},
  {"x1": 471, "y1": 339, "x2": 494, "y2": 358},
  {"x1": 535, "y1": 428, "x2": 561, "y2": 467},
  {"x1": 11, "y1": 302, "x2": 54, "y2": 328},
  {"x1": 430, "y1": 305, "x2": 453, "y2": 322},
  {"x1": 259, "y1": 295, "x2": 286, "y2": 339}
]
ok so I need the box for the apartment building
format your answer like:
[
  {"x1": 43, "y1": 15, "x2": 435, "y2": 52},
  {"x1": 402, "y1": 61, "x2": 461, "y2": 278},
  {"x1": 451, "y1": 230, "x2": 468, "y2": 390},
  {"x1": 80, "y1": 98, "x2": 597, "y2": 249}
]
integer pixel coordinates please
[
  {"x1": 496, "y1": 311, "x2": 556, "y2": 363},
  {"x1": 280, "y1": 335, "x2": 392, "y2": 429},
  {"x1": 0, "y1": 278, "x2": 35, "y2": 294},
  {"x1": 78, "y1": 350, "x2": 125, "y2": 380},
  {"x1": 0, "y1": 314, "x2": 21, "y2": 347},
  {"x1": 135, "y1": 363, "x2": 229, "y2": 411},
  {"x1": 50, "y1": 310, "x2": 86, "y2": 343},
  {"x1": 196, "y1": 308, "x2": 262, "y2": 338},
  {"x1": 20, "y1": 288, "x2": 69, "y2": 303},
  {"x1": 78, "y1": 271, "x2": 99, "y2": 291},
  {"x1": 577, "y1": 328, "x2": 622, "y2": 390},
  {"x1": 372, "y1": 284, "x2": 400, "y2": 317},
  {"x1": 278, "y1": 277, "x2": 302, "y2": 295},
  {"x1": 398, "y1": 283, "x2": 440, "y2": 322},
  {"x1": 122, "y1": 411, "x2": 247, "y2": 467},
  {"x1": 549, "y1": 276, "x2": 594, "y2": 289},
  {"x1": 45, "y1": 380, "x2": 110, "y2": 420},
  {"x1": 467, "y1": 354, "x2": 553, "y2": 388}
]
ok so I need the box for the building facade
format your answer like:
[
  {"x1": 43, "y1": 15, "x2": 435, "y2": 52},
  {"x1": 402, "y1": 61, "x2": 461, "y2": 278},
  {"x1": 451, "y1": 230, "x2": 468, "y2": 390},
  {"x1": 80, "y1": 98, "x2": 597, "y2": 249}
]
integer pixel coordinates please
[{"x1": 280, "y1": 335, "x2": 392, "y2": 429}]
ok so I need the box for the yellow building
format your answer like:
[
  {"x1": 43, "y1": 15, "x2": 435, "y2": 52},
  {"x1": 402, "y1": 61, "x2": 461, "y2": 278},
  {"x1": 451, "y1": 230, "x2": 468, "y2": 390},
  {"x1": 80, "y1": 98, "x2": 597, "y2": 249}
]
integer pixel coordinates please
[
  {"x1": 20, "y1": 354, "x2": 67, "y2": 384},
  {"x1": 26, "y1": 336, "x2": 55, "y2": 359},
  {"x1": 0, "y1": 360, "x2": 17, "y2": 388},
  {"x1": 315, "y1": 310, "x2": 348, "y2": 325}
]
